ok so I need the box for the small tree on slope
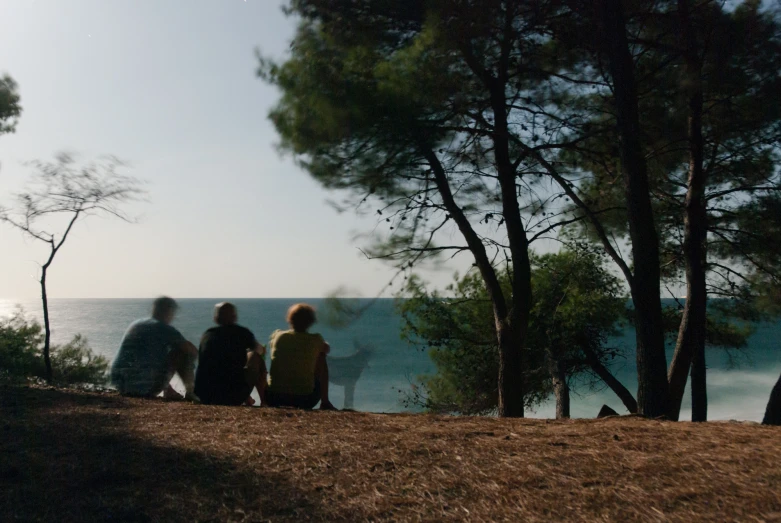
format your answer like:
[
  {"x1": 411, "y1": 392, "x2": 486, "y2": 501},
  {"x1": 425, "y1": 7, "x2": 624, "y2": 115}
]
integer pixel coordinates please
[{"x1": 0, "y1": 154, "x2": 145, "y2": 383}]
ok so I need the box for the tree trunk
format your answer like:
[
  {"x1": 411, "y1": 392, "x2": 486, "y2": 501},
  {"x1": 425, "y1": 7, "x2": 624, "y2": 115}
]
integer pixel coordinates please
[
  {"x1": 423, "y1": 146, "x2": 523, "y2": 417},
  {"x1": 491, "y1": 81, "x2": 531, "y2": 419},
  {"x1": 584, "y1": 348, "x2": 638, "y2": 414},
  {"x1": 40, "y1": 268, "x2": 53, "y2": 383},
  {"x1": 498, "y1": 323, "x2": 525, "y2": 417},
  {"x1": 690, "y1": 343, "x2": 707, "y2": 421},
  {"x1": 549, "y1": 352, "x2": 570, "y2": 419},
  {"x1": 762, "y1": 372, "x2": 781, "y2": 425},
  {"x1": 597, "y1": 0, "x2": 669, "y2": 418},
  {"x1": 667, "y1": 0, "x2": 708, "y2": 422},
  {"x1": 668, "y1": 291, "x2": 708, "y2": 421},
  {"x1": 457, "y1": 25, "x2": 532, "y2": 418}
]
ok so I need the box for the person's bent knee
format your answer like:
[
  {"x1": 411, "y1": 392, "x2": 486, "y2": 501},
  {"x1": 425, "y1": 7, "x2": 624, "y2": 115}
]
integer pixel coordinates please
[
  {"x1": 315, "y1": 352, "x2": 329, "y2": 375},
  {"x1": 246, "y1": 351, "x2": 267, "y2": 372},
  {"x1": 166, "y1": 349, "x2": 183, "y2": 370},
  {"x1": 245, "y1": 351, "x2": 267, "y2": 386},
  {"x1": 183, "y1": 341, "x2": 198, "y2": 357},
  {"x1": 169, "y1": 343, "x2": 197, "y2": 366}
]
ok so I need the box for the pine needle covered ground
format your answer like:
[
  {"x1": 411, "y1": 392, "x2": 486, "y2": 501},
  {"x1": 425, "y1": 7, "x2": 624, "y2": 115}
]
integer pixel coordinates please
[{"x1": 1, "y1": 385, "x2": 779, "y2": 522}]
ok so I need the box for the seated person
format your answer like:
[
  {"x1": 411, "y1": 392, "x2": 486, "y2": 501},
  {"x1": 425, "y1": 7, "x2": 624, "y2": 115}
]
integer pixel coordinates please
[
  {"x1": 266, "y1": 303, "x2": 337, "y2": 410},
  {"x1": 194, "y1": 302, "x2": 267, "y2": 406},
  {"x1": 111, "y1": 296, "x2": 198, "y2": 400}
]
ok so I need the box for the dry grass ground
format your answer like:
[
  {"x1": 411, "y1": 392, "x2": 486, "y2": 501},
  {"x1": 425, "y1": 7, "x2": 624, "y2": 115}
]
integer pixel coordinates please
[{"x1": 1, "y1": 384, "x2": 780, "y2": 522}]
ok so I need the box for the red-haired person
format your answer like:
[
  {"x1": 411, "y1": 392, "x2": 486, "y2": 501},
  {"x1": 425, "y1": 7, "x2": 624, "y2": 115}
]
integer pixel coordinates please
[{"x1": 265, "y1": 303, "x2": 337, "y2": 410}]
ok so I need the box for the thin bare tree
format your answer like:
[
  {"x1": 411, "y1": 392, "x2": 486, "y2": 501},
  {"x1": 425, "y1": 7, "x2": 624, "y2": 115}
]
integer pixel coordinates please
[{"x1": 0, "y1": 153, "x2": 146, "y2": 382}]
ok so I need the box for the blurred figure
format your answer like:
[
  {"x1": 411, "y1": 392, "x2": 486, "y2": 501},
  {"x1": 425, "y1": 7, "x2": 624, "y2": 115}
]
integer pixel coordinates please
[
  {"x1": 194, "y1": 302, "x2": 267, "y2": 406},
  {"x1": 111, "y1": 296, "x2": 198, "y2": 401},
  {"x1": 327, "y1": 340, "x2": 373, "y2": 409},
  {"x1": 266, "y1": 303, "x2": 337, "y2": 410}
]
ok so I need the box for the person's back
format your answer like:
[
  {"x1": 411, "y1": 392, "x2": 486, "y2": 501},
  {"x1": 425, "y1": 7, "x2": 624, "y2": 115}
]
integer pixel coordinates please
[
  {"x1": 111, "y1": 318, "x2": 183, "y2": 395},
  {"x1": 265, "y1": 303, "x2": 336, "y2": 410},
  {"x1": 110, "y1": 296, "x2": 197, "y2": 399},
  {"x1": 267, "y1": 330, "x2": 323, "y2": 396},
  {"x1": 194, "y1": 302, "x2": 267, "y2": 406},
  {"x1": 195, "y1": 323, "x2": 258, "y2": 405}
]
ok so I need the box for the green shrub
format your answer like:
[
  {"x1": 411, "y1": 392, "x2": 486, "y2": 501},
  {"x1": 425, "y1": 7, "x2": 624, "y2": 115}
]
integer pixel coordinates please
[
  {"x1": 0, "y1": 310, "x2": 44, "y2": 379},
  {"x1": 397, "y1": 249, "x2": 628, "y2": 415},
  {"x1": 397, "y1": 269, "x2": 552, "y2": 415},
  {"x1": 50, "y1": 334, "x2": 109, "y2": 386},
  {"x1": 0, "y1": 309, "x2": 108, "y2": 386}
]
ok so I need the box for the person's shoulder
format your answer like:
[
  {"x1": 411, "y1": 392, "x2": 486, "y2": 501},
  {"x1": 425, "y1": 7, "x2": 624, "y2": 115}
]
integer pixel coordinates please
[
  {"x1": 298, "y1": 331, "x2": 324, "y2": 348},
  {"x1": 127, "y1": 318, "x2": 154, "y2": 331},
  {"x1": 269, "y1": 329, "x2": 291, "y2": 343},
  {"x1": 234, "y1": 324, "x2": 254, "y2": 336},
  {"x1": 155, "y1": 320, "x2": 181, "y2": 332},
  {"x1": 226, "y1": 324, "x2": 256, "y2": 341},
  {"x1": 198, "y1": 325, "x2": 221, "y2": 343},
  {"x1": 153, "y1": 320, "x2": 184, "y2": 340},
  {"x1": 241, "y1": 325, "x2": 258, "y2": 341}
]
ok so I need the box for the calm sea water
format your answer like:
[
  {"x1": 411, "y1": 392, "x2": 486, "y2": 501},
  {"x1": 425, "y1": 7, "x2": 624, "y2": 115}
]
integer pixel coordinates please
[{"x1": 1, "y1": 298, "x2": 778, "y2": 421}]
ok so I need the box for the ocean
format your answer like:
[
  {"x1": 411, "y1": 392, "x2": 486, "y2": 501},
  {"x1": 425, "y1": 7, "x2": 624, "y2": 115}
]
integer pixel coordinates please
[{"x1": 1, "y1": 298, "x2": 778, "y2": 421}]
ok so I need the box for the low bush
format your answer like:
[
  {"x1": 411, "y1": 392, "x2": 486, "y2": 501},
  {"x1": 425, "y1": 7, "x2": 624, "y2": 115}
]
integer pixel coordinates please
[
  {"x1": 0, "y1": 309, "x2": 108, "y2": 386},
  {"x1": 0, "y1": 309, "x2": 43, "y2": 378}
]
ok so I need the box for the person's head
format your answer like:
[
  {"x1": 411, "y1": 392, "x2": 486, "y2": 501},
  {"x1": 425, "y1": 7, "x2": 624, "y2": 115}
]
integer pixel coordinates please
[
  {"x1": 286, "y1": 303, "x2": 316, "y2": 333},
  {"x1": 152, "y1": 296, "x2": 178, "y2": 324},
  {"x1": 213, "y1": 302, "x2": 238, "y2": 326}
]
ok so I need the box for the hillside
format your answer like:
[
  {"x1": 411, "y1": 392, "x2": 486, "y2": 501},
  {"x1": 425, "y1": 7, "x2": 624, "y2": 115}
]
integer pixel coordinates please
[{"x1": 1, "y1": 385, "x2": 779, "y2": 521}]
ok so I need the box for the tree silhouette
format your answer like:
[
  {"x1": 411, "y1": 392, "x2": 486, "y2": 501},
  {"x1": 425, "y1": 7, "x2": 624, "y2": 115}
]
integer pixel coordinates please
[{"x1": 0, "y1": 154, "x2": 146, "y2": 382}]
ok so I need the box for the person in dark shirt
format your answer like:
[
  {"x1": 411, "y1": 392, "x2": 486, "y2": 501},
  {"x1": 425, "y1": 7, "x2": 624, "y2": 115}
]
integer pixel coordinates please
[{"x1": 194, "y1": 302, "x2": 267, "y2": 406}]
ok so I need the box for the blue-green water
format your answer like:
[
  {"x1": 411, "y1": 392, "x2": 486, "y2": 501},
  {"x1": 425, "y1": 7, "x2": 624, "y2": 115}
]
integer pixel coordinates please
[{"x1": 1, "y1": 298, "x2": 778, "y2": 421}]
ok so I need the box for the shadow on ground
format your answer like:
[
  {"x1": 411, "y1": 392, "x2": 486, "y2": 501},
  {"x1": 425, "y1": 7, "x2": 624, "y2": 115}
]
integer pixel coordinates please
[{"x1": 0, "y1": 386, "x2": 326, "y2": 522}]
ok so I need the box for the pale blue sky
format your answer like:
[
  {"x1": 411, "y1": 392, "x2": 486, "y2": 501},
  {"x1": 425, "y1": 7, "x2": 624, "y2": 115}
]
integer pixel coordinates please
[{"x1": 0, "y1": 0, "x2": 472, "y2": 299}]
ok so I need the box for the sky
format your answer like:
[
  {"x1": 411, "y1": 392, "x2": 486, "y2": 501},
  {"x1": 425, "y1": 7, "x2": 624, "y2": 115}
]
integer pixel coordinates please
[{"x1": 0, "y1": 0, "x2": 472, "y2": 300}]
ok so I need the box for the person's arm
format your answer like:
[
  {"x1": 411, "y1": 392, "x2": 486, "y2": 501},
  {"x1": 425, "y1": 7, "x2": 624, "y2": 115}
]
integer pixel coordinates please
[
  {"x1": 245, "y1": 329, "x2": 266, "y2": 356},
  {"x1": 179, "y1": 339, "x2": 198, "y2": 356},
  {"x1": 318, "y1": 335, "x2": 330, "y2": 355},
  {"x1": 166, "y1": 325, "x2": 197, "y2": 356}
]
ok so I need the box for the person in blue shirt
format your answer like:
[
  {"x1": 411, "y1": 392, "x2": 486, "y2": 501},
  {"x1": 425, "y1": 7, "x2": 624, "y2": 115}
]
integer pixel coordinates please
[{"x1": 111, "y1": 296, "x2": 198, "y2": 401}]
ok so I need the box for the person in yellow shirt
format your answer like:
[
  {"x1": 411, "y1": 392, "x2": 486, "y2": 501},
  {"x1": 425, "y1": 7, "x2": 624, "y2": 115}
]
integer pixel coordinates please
[{"x1": 266, "y1": 303, "x2": 337, "y2": 410}]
